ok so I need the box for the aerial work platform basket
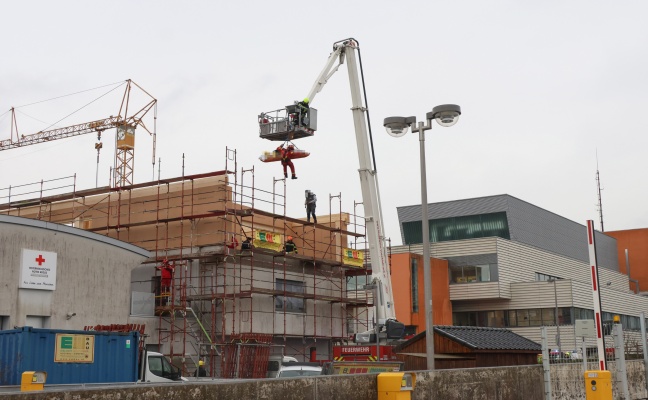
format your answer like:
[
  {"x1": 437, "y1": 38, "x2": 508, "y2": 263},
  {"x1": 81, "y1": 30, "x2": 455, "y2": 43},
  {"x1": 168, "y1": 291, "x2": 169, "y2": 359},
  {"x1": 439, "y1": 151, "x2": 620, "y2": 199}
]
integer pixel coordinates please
[{"x1": 259, "y1": 105, "x2": 318, "y2": 141}]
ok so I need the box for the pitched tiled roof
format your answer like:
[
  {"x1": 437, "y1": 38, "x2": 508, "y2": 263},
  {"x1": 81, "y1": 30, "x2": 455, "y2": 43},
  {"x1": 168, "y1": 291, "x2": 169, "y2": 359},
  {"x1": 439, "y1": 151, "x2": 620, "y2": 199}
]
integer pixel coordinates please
[
  {"x1": 395, "y1": 326, "x2": 541, "y2": 352},
  {"x1": 435, "y1": 326, "x2": 541, "y2": 351}
]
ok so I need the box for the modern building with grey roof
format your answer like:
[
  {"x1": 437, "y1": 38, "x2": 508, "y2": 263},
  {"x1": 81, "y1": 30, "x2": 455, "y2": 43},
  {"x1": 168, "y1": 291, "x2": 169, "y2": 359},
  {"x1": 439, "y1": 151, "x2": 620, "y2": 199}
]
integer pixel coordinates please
[
  {"x1": 391, "y1": 194, "x2": 647, "y2": 354},
  {"x1": 397, "y1": 194, "x2": 618, "y2": 271}
]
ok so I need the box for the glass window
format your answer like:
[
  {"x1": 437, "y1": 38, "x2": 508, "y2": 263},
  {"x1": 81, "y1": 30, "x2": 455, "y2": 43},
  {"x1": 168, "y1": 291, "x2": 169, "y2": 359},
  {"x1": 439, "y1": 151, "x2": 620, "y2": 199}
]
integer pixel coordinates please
[
  {"x1": 477, "y1": 311, "x2": 489, "y2": 327},
  {"x1": 402, "y1": 212, "x2": 510, "y2": 245},
  {"x1": 453, "y1": 312, "x2": 476, "y2": 326},
  {"x1": 559, "y1": 307, "x2": 572, "y2": 325},
  {"x1": 346, "y1": 275, "x2": 368, "y2": 291},
  {"x1": 475, "y1": 264, "x2": 491, "y2": 282},
  {"x1": 528, "y1": 309, "x2": 542, "y2": 326},
  {"x1": 463, "y1": 266, "x2": 477, "y2": 283},
  {"x1": 275, "y1": 279, "x2": 305, "y2": 313},
  {"x1": 516, "y1": 310, "x2": 530, "y2": 327},
  {"x1": 488, "y1": 311, "x2": 505, "y2": 328},
  {"x1": 450, "y1": 264, "x2": 495, "y2": 284},
  {"x1": 507, "y1": 310, "x2": 518, "y2": 327},
  {"x1": 450, "y1": 265, "x2": 466, "y2": 283},
  {"x1": 411, "y1": 257, "x2": 419, "y2": 313},
  {"x1": 542, "y1": 308, "x2": 556, "y2": 325}
]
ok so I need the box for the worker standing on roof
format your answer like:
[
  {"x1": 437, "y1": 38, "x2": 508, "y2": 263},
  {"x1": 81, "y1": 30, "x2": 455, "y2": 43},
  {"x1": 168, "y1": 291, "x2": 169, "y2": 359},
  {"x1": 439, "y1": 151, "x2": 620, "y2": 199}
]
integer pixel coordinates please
[
  {"x1": 284, "y1": 236, "x2": 297, "y2": 254},
  {"x1": 305, "y1": 190, "x2": 317, "y2": 224},
  {"x1": 276, "y1": 143, "x2": 297, "y2": 180}
]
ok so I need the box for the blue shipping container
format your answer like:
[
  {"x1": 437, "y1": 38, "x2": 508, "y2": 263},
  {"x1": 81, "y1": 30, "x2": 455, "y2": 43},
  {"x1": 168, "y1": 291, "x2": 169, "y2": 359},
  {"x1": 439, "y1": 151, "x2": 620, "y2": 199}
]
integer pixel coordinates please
[{"x1": 0, "y1": 326, "x2": 139, "y2": 385}]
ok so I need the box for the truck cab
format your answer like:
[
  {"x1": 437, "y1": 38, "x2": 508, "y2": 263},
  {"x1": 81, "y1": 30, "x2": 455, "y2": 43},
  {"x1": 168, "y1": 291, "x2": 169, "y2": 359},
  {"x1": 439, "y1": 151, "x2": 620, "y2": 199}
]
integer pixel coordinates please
[{"x1": 141, "y1": 351, "x2": 183, "y2": 382}]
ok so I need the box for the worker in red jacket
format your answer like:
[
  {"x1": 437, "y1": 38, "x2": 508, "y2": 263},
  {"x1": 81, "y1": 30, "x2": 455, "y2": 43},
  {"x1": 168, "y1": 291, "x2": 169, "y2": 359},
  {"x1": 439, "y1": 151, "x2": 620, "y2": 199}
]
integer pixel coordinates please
[
  {"x1": 276, "y1": 144, "x2": 297, "y2": 180},
  {"x1": 156, "y1": 259, "x2": 175, "y2": 301}
]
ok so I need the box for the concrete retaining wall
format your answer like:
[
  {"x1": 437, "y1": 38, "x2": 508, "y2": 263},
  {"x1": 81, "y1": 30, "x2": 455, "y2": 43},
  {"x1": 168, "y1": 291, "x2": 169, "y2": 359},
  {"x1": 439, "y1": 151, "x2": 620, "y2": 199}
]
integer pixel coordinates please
[
  {"x1": 2, "y1": 362, "x2": 646, "y2": 399},
  {"x1": 0, "y1": 365, "x2": 543, "y2": 400}
]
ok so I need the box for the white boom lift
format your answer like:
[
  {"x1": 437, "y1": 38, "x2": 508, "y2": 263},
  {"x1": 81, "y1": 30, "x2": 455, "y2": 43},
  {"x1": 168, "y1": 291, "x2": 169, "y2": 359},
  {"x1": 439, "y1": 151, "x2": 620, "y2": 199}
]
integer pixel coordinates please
[{"x1": 261, "y1": 38, "x2": 404, "y2": 342}]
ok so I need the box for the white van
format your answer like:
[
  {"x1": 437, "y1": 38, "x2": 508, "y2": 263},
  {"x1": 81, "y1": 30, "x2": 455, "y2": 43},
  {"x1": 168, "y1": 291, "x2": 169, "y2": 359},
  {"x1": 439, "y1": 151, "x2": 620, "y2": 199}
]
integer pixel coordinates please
[
  {"x1": 141, "y1": 351, "x2": 184, "y2": 382},
  {"x1": 266, "y1": 355, "x2": 298, "y2": 378},
  {"x1": 276, "y1": 363, "x2": 322, "y2": 378}
]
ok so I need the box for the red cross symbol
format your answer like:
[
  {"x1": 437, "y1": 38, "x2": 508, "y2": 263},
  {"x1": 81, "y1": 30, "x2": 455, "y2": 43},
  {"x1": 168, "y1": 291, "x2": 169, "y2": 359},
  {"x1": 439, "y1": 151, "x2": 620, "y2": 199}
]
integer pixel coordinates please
[{"x1": 35, "y1": 255, "x2": 46, "y2": 266}]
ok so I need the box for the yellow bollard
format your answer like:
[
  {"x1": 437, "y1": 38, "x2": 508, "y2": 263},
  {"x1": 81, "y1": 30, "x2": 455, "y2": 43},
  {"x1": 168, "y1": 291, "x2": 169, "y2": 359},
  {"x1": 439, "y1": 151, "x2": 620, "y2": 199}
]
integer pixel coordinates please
[
  {"x1": 584, "y1": 370, "x2": 612, "y2": 400},
  {"x1": 20, "y1": 371, "x2": 47, "y2": 392},
  {"x1": 377, "y1": 372, "x2": 416, "y2": 400}
]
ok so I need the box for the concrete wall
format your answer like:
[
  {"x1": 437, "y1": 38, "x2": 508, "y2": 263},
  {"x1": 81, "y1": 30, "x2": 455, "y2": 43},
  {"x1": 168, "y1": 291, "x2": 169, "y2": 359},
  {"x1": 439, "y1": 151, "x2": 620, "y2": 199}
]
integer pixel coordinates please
[
  {"x1": 4, "y1": 365, "x2": 545, "y2": 400},
  {"x1": 8, "y1": 363, "x2": 648, "y2": 399},
  {"x1": 0, "y1": 215, "x2": 149, "y2": 330}
]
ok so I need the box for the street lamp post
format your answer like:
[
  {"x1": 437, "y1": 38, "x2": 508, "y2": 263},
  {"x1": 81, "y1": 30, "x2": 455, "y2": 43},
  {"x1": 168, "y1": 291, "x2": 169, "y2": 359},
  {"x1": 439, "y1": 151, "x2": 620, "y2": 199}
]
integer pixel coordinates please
[{"x1": 384, "y1": 105, "x2": 461, "y2": 370}]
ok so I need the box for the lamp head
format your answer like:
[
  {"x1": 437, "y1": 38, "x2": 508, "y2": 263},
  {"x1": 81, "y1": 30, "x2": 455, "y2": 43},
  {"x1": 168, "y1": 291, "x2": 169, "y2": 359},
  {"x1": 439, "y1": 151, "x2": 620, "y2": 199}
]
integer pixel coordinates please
[
  {"x1": 383, "y1": 116, "x2": 415, "y2": 137},
  {"x1": 427, "y1": 104, "x2": 461, "y2": 127}
]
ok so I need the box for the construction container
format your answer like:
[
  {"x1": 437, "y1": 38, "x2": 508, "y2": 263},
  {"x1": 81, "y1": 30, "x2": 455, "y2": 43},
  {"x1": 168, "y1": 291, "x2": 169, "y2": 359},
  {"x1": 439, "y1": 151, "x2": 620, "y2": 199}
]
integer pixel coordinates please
[{"x1": 0, "y1": 326, "x2": 139, "y2": 385}]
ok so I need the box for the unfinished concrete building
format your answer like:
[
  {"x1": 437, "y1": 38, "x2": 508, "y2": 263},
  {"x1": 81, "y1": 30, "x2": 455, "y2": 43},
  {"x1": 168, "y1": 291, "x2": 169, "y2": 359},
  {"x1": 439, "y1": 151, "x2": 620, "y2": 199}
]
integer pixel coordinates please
[{"x1": 0, "y1": 149, "x2": 374, "y2": 377}]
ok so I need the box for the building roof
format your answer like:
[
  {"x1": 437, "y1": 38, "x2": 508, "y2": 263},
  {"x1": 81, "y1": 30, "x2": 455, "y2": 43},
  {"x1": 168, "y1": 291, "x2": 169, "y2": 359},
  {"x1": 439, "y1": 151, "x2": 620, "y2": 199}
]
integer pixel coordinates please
[
  {"x1": 0, "y1": 214, "x2": 150, "y2": 257},
  {"x1": 395, "y1": 326, "x2": 541, "y2": 352},
  {"x1": 396, "y1": 194, "x2": 619, "y2": 271}
]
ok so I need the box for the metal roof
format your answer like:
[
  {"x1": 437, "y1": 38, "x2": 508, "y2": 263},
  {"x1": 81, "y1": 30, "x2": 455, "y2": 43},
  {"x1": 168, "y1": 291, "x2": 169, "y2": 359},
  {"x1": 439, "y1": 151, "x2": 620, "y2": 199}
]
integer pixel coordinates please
[{"x1": 0, "y1": 214, "x2": 150, "y2": 257}]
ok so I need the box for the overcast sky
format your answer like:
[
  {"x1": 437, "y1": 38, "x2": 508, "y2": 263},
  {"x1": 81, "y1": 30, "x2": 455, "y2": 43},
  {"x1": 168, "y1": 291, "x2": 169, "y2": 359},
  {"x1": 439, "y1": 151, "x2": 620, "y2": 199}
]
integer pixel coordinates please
[{"x1": 1, "y1": 1, "x2": 647, "y2": 246}]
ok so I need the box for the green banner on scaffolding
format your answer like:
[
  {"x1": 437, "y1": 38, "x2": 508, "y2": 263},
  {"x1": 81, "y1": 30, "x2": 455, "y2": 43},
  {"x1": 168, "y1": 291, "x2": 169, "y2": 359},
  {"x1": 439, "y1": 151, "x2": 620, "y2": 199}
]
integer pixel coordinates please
[{"x1": 254, "y1": 230, "x2": 283, "y2": 252}]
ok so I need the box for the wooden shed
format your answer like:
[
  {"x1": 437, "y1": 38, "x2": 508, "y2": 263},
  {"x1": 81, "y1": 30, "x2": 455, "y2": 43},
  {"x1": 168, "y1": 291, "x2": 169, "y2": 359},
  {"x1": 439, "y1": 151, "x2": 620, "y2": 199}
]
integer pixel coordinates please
[{"x1": 393, "y1": 326, "x2": 541, "y2": 370}]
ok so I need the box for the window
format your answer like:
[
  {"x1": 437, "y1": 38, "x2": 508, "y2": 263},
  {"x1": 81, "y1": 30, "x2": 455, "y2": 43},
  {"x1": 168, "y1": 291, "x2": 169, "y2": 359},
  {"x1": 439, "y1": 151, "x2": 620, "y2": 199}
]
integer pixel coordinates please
[
  {"x1": 507, "y1": 310, "x2": 518, "y2": 327},
  {"x1": 528, "y1": 309, "x2": 542, "y2": 326},
  {"x1": 402, "y1": 212, "x2": 510, "y2": 244},
  {"x1": 542, "y1": 309, "x2": 556, "y2": 325},
  {"x1": 535, "y1": 273, "x2": 561, "y2": 282},
  {"x1": 450, "y1": 264, "x2": 494, "y2": 283},
  {"x1": 411, "y1": 258, "x2": 418, "y2": 313},
  {"x1": 346, "y1": 275, "x2": 368, "y2": 291},
  {"x1": 275, "y1": 279, "x2": 305, "y2": 313},
  {"x1": 486, "y1": 311, "x2": 505, "y2": 327},
  {"x1": 453, "y1": 312, "x2": 476, "y2": 326}
]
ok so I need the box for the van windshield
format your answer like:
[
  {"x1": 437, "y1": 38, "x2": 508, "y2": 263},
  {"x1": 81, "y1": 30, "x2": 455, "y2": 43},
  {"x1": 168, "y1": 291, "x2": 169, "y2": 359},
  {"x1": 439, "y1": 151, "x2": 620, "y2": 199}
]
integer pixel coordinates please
[{"x1": 278, "y1": 369, "x2": 321, "y2": 378}]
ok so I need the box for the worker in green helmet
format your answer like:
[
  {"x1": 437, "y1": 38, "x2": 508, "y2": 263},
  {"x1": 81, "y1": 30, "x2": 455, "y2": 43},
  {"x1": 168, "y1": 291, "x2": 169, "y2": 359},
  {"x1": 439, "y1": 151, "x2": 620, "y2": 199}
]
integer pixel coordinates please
[{"x1": 295, "y1": 97, "x2": 310, "y2": 126}]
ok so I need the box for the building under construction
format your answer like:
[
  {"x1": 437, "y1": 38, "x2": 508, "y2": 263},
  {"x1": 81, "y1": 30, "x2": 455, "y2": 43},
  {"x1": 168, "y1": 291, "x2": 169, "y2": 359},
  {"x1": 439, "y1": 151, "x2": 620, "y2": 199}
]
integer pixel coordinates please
[{"x1": 0, "y1": 148, "x2": 375, "y2": 378}]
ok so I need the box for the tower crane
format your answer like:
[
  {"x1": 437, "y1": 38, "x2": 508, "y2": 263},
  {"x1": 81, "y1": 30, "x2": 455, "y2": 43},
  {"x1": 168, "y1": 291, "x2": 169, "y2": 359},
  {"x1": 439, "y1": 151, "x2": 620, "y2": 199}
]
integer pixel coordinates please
[{"x1": 0, "y1": 79, "x2": 157, "y2": 187}]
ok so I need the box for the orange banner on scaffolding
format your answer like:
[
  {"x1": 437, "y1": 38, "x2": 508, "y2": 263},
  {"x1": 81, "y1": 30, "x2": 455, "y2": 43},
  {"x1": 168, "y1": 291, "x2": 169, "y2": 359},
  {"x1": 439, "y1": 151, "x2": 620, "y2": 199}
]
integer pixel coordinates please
[
  {"x1": 254, "y1": 231, "x2": 283, "y2": 252},
  {"x1": 342, "y1": 248, "x2": 364, "y2": 268}
]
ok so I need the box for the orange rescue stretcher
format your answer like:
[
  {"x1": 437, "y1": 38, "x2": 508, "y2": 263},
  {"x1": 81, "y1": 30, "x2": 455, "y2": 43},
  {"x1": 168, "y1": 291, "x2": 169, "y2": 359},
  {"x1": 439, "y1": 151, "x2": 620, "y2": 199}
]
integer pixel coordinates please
[{"x1": 259, "y1": 149, "x2": 310, "y2": 163}]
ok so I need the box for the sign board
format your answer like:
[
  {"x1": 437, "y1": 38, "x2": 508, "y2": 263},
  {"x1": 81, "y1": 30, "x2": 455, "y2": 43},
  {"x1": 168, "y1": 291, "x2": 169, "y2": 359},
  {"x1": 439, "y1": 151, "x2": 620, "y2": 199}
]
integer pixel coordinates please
[
  {"x1": 253, "y1": 230, "x2": 282, "y2": 252},
  {"x1": 54, "y1": 334, "x2": 95, "y2": 363},
  {"x1": 342, "y1": 248, "x2": 364, "y2": 268},
  {"x1": 575, "y1": 319, "x2": 596, "y2": 338},
  {"x1": 19, "y1": 249, "x2": 57, "y2": 290}
]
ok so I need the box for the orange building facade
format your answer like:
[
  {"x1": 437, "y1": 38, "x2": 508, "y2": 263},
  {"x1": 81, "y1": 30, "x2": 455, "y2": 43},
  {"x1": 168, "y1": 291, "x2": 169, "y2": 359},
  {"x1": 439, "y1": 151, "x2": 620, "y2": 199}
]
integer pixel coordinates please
[
  {"x1": 605, "y1": 228, "x2": 648, "y2": 293},
  {"x1": 390, "y1": 253, "x2": 452, "y2": 333}
]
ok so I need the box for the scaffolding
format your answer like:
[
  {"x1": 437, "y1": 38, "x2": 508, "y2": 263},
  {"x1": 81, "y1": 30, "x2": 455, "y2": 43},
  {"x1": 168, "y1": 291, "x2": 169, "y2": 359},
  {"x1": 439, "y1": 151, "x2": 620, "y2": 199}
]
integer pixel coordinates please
[{"x1": 0, "y1": 147, "x2": 376, "y2": 377}]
